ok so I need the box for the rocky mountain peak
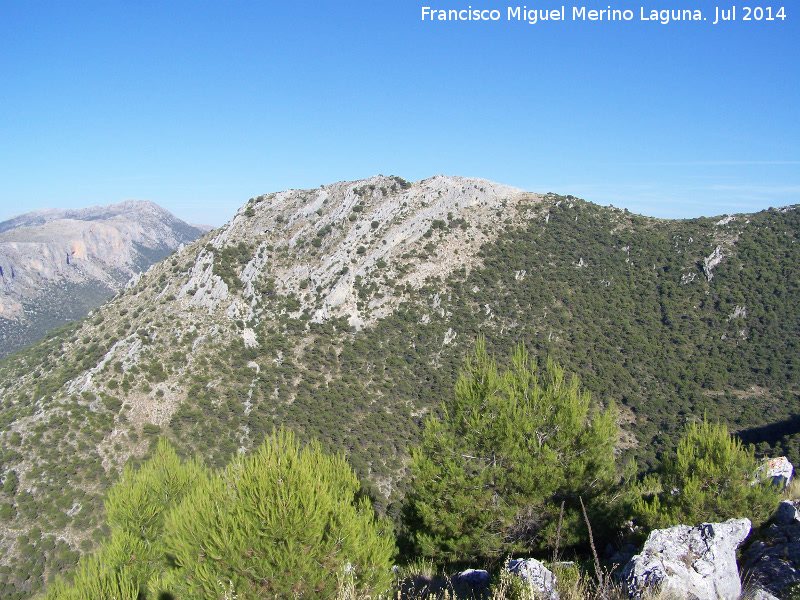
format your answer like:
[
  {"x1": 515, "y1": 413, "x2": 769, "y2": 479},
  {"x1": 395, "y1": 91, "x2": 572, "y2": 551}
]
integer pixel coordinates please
[
  {"x1": 0, "y1": 200, "x2": 211, "y2": 357},
  {"x1": 0, "y1": 177, "x2": 797, "y2": 600},
  {"x1": 192, "y1": 174, "x2": 530, "y2": 329}
]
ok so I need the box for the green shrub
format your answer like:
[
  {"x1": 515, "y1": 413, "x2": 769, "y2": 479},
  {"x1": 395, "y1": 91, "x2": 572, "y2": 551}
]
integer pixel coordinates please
[
  {"x1": 405, "y1": 339, "x2": 619, "y2": 562},
  {"x1": 45, "y1": 433, "x2": 394, "y2": 600},
  {"x1": 101, "y1": 396, "x2": 122, "y2": 414},
  {"x1": 44, "y1": 553, "x2": 139, "y2": 600},
  {"x1": 3, "y1": 470, "x2": 18, "y2": 496},
  {"x1": 635, "y1": 419, "x2": 781, "y2": 529},
  {"x1": 160, "y1": 428, "x2": 395, "y2": 599},
  {"x1": 141, "y1": 424, "x2": 161, "y2": 436},
  {"x1": 0, "y1": 502, "x2": 15, "y2": 521}
]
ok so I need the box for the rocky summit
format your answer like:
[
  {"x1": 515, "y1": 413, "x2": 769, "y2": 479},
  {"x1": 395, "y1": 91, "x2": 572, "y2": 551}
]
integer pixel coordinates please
[
  {"x1": 0, "y1": 200, "x2": 210, "y2": 358},
  {"x1": 0, "y1": 175, "x2": 798, "y2": 599}
]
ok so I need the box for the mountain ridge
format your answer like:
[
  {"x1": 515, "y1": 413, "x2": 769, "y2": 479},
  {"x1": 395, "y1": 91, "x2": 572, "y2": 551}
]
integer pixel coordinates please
[
  {"x1": 0, "y1": 175, "x2": 797, "y2": 599},
  {"x1": 195, "y1": 174, "x2": 526, "y2": 330},
  {"x1": 0, "y1": 200, "x2": 211, "y2": 357}
]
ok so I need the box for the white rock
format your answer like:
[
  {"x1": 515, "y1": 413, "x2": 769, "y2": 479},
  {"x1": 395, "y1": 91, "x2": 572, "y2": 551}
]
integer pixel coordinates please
[
  {"x1": 727, "y1": 305, "x2": 747, "y2": 321},
  {"x1": 716, "y1": 215, "x2": 737, "y2": 226},
  {"x1": 622, "y1": 518, "x2": 751, "y2": 600},
  {"x1": 754, "y1": 456, "x2": 794, "y2": 489},
  {"x1": 702, "y1": 246, "x2": 725, "y2": 281},
  {"x1": 242, "y1": 328, "x2": 258, "y2": 348},
  {"x1": 506, "y1": 558, "x2": 559, "y2": 600}
]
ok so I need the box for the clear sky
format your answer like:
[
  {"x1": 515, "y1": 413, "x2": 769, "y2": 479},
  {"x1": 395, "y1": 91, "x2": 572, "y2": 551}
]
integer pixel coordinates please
[{"x1": 1, "y1": 1, "x2": 797, "y2": 226}]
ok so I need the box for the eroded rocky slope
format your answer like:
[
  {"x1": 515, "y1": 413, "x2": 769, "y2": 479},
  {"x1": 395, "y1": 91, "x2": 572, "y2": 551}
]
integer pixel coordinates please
[
  {"x1": 0, "y1": 175, "x2": 797, "y2": 599},
  {"x1": 0, "y1": 200, "x2": 210, "y2": 357}
]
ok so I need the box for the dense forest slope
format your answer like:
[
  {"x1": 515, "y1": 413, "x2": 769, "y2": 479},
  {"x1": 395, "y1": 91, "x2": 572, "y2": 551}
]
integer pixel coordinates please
[
  {"x1": 0, "y1": 175, "x2": 797, "y2": 599},
  {"x1": 0, "y1": 200, "x2": 210, "y2": 359}
]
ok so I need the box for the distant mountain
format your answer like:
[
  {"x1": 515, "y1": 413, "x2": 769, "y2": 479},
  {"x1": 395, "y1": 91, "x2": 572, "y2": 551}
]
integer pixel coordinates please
[
  {"x1": 0, "y1": 200, "x2": 212, "y2": 357},
  {"x1": 0, "y1": 176, "x2": 797, "y2": 599}
]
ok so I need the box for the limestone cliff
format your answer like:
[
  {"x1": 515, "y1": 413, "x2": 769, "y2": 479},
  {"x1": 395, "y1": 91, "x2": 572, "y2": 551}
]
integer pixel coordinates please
[{"x1": 0, "y1": 200, "x2": 211, "y2": 357}]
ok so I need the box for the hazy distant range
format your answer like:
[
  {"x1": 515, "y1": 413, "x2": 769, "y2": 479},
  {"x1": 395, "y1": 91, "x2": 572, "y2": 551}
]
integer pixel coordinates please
[{"x1": 0, "y1": 200, "x2": 212, "y2": 358}]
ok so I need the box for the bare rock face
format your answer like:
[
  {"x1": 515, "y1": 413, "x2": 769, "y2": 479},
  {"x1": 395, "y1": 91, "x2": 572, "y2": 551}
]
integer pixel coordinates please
[
  {"x1": 506, "y1": 558, "x2": 559, "y2": 600},
  {"x1": 621, "y1": 518, "x2": 751, "y2": 600},
  {"x1": 741, "y1": 501, "x2": 800, "y2": 597},
  {"x1": 702, "y1": 245, "x2": 725, "y2": 281},
  {"x1": 189, "y1": 174, "x2": 528, "y2": 330},
  {"x1": 0, "y1": 200, "x2": 210, "y2": 357}
]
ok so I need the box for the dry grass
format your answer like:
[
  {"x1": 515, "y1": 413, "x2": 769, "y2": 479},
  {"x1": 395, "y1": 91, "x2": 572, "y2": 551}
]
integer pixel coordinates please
[
  {"x1": 374, "y1": 560, "x2": 719, "y2": 600},
  {"x1": 377, "y1": 562, "x2": 636, "y2": 600},
  {"x1": 782, "y1": 477, "x2": 800, "y2": 501}
]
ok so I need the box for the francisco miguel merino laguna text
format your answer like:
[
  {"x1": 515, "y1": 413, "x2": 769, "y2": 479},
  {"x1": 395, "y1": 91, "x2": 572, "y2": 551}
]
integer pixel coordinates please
[
  {"x1": 419, "y1": 6, "x2": 702, "y2": 23},
  {"x1": 420, "y1": 6, "x2": 767, "y2": 24}
]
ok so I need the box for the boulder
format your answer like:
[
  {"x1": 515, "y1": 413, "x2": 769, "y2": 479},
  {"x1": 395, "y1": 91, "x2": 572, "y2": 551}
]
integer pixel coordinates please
[
  {"x1": 506, "y1": 558, "x2": 559, "y2": 600},
  {"x1": 621, "y1": 518, "x2": 751, "y2": 600},
  {"x1": 747, "y1": 588, "x2": 781, "y2": 600},
  {"x1": 741, "y1": 500, "x2": 800, "y2": 597},
  {"x1": 607, "y1": 542, "x2": 638, "y2": 572},
  {"x1": 754, "y1": 456, "x2": 794, "y2": 489},
  {"x1": 774, "y1": 499, "x2": 800, "y2": 524},
  {"x1": 452, "y1": 568, "x2": 491, "y2": 590}
]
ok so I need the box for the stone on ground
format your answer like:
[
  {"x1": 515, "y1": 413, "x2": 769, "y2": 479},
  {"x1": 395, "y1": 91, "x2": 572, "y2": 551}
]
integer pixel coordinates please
[{"x1": 621, "y1": 518, "x2": 751, "y2": 600}]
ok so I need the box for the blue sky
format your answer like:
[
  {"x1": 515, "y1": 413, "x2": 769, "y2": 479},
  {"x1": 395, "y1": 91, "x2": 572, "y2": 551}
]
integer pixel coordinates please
[{"x1": 1, "y1": 1, "x2": 797, "y2": 226}]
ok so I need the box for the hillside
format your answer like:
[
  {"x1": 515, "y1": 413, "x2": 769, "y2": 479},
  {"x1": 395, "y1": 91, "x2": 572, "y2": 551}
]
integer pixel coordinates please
[
  {"x1": 0, "y1": 200, "x2": 211, "y2": 358},
  {"x1": 0, "y1": 175, "x2": 797, "y2": 599}
]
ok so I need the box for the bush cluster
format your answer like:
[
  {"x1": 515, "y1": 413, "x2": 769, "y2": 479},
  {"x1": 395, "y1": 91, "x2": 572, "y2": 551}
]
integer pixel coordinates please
[
  {"x1": 635, "y1": 419, "x2": 781, "y2": 529},
  {"x1": 39, "y1": 341, "x2": 786, "y2": 599},
  {"x1": 46, "y1": 432, "x2": 395, "y2": 600}
]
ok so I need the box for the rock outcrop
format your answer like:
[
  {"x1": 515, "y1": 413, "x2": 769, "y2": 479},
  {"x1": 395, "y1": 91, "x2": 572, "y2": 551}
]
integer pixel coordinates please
[
  {"x1": 506, "y1": 558, "x2": 559, "y2": 600},
  {"x1": 741, "y1": 500, "x2": 800, "y2": 597},
  {"x1": 452, "y1": 569, "x2": 491, "y2": 595},
  {"x1": 754, "y1": 456, "x2": 794, "y2": 489},
  {"x1": 702, "y1": 245, "x2": 725, "y2": 281},
  {"x1": 621, "y1": 518, "x2": 751, "y2": 600},
  {"x1": 189, "y1": 174, "x2": 525, "y2": 329}
]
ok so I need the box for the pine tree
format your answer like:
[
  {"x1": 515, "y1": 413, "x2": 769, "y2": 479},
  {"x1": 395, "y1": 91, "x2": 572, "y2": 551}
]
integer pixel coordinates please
[
  {"x1": 103, "y1": 437, "x2": 205, "y2": 589},
  {"x1": 158, "y1": 428, "x2": 395, "y2": 599},
  {"x1": 45, "y1": 432, "x2": 394, "y2": 600},
  {"x1": 44, "y1": 554, "x2": 139, "y2": 600},
  {"x1": 405, "y1": 339, "x2": 619, "y2": 562},
  {"x1": 44, "y1": 439, "x2": 203, "y2": 599},
  {"x1": 635, "y1": 419, "x2": 781, "y2": 529}
]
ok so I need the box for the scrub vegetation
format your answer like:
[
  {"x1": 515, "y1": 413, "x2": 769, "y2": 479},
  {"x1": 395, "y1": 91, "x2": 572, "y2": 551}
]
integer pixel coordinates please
[
  {"x1": 41, "y1": 345, "x2": 780, "y2": 599},
  {"x1": 0, "y1": 177, "x2": 796, "y2": 599}
]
